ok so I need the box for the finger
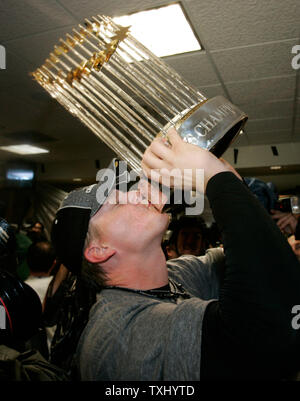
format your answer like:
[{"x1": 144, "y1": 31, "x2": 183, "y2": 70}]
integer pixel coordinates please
[
  {"x1": 270, "y1": 209, "x2": 282, "y2": 216},
  {"x1": 277, "y1": 215, "x2": 293, "y2": 228},
  {"x1": 271, "y1": 210, "x2": 288, "y2": 217},
  {"x1": 150, "y1": 138, "x2": 174, "y2": 163},
  {"x1": 166, "y1": 127, "x2": 183, "y2": 147},
  {"x1": 272, "y1": 213, "x2": 289, "y2": 222},
  {"x1": 278, "y1": 222, "x2": 291, "y2": 231},
  {"x1": 141, "y1": 163, "x2": 162, "y2": 184},
  {"x1": 271, "y1": 212, "x2": 282, "y2": 219},
  {"x1": 142, "y1": 148, "x2": 169, "y2": 170}
]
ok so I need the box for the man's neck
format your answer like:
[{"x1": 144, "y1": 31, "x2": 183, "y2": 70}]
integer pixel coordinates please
[{"x1": 104, "y1": 243, "x2": 169, "y2": 290}]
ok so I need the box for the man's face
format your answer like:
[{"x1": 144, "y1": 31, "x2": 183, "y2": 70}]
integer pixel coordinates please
[
  {"x1": 176, "y1": 226, "x2": 204, "y2": 256},
  {"x1": 32, "y1": 223, "x2": 42, "y2": 233},
  {"x1": 90, "y1": 185, "x2": 169, "y2": 253}
]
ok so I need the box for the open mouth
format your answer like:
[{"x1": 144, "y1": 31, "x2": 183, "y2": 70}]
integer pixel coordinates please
[
  {"x1": 138, "y1": 189, "x2": 166, "y2": 213},
  {"x1": 140, "y1": 198, "x2": 162, "y2": 213}
]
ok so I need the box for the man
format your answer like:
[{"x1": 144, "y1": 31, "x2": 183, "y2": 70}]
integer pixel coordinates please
[
  {"x1": 271, "y1": 209, "x2": 300, "y2": 262},
  {"x1": 27, "y1": 221, "x2": 46, "y2": 244},
  {"x1": 25, "y1": 241, "x2": 56, "y2": 303},
  {"x1": 164, "y1": 216, "x2": 208, "y2": 259},
  {"x1": 52, "y1": 129, "x2": 300, "y2": 380}
]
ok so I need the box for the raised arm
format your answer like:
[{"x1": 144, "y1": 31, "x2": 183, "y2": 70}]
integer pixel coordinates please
[{"x1": 142, "y1": 128, "x2": 300, "y2": 380}]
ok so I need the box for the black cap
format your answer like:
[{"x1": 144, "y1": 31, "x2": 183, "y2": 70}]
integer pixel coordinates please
[{"x1": 51, "y1": 159, "x2": 130, "y2": 273}]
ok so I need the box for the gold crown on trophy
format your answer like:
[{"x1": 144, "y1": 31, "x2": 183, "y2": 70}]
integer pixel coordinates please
[{"x1": 32, "y1": 15, "x2": 247, "y2": 172}]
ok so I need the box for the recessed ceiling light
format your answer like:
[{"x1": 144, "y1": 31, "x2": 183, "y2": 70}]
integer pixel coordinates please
[
  {"x1": 113, "y1": 3, "x2": 201, "y2": 58},
  {"x1": 0, "y1": 144, "x2": 49, "y2": 155},
  {"x1": 270, "y1": 166, "x2": 282, "y2": 170}
]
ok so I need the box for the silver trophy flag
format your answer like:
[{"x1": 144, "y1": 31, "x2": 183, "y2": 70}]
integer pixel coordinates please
[{"x1": 32, "y1": 15, "x2": 248, "y2": 172}]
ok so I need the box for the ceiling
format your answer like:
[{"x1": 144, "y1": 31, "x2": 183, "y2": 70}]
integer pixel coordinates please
[{"x1": 0, "y1": 0, "x2": 299, "y2": 191}]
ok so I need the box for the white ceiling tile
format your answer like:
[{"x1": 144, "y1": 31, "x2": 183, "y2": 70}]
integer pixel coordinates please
[
  {"x1": 164, "y1": 52, "x2": 220, "y2": 87},
  {"x1": 197, "y1": 84, "x2": 226, "y2": 99},
  {"x1": 238, "y1": 100, "x2": 294, "y2": 120},
  {"x1": 40, "y1": 104, "x2": 103, "y2": 145},
  {"x1": 293, "y1": 121, "x2": 300, "y2": 141},
  {"x1": 246, "y1": 117, "x2": 292, "y2": 134},
  {"x1": 44, "y1": 141, "x2": 115, "y2": 162},
  {"x1": 295, "y1": 99, "x2": 300, "y2": 122},
  {"x1": 211, "y1": 39, "x2": 298, "y2": 82},
  {"x1": 0, "y1": 67, "x2": 51, "y2": 104},
  {"x1": 226, "y1": 76, "x2": 296, "y2": 104},
  {"x1": 296, "y1": 97, "x2": 300, "y2": 116},
  {"x1": 248, "y1": 130, "x2": 292, "y2": 145},
  {"x1": 6, "y1": 27, "x2": 77, "y2": 67},
  {"x1": 229, "y1": 132, "x2": 249, "y2": 147},
  {"x1": 0, "y1": 0, "x2": 77, "y2": 42},
  {"x1": 292, "y1": 98, "x2": 299, "y2": 140},
  {"x1": 294, "y1": 118, "x2": 300, "y2": 133},
  {"x1": 0, "y1": 51, "x2": 33, "y2": 89},
  {"x1": 0, "y1": 92, "x2": 45, "y2": 133},
  {"x1": 58, "y1": 0, "x2": 171, "y2": 19},
  {"x1": 185, "y1": 0, "x2": 300, "y2": 50}
]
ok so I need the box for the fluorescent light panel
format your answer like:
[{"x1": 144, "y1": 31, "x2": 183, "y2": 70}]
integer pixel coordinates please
[
  {"x1": 0, "y1": 144, "x2": 49, "y2": 155},
  {"x1": 6, "y1": 169, "x2": 34, "y2": 181},
  {"x1": 113, "y1": 3, "x2": 201, "y2": 58}
]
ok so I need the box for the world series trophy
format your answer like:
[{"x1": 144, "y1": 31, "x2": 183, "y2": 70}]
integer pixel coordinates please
[{"x1": 32, "y1": 15, "x2": 248, "y2": 175}]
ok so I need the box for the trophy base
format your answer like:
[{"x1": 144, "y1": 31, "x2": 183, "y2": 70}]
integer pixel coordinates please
[{"x1": 161, "y1": 96, "x2": 248, "y2": 158}]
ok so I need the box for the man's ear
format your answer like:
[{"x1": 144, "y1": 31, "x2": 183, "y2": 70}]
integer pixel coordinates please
[{"x1": 84, "y1": 244, "x2": 116, "y2": 264}]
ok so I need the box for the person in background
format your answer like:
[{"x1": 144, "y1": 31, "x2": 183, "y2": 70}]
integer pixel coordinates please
[
  {"x1": 163, "y1": 216, "x2": 208, "y2": 260},
  {"x1": 271, "y1": 209, "x2": 299, "y2": 237},
  {"x1": 15, "y1": 225, "x2": 32, "y2": 281},
  {"x1": 288, "y1": 235, "x2": 300, "y2": 262},
  {"x1": 271, "y1": 209, "x2": 300, "y2": 262},
  {"x1": 0, "y1": 224, "x2": 68, "y2": 380},
  {"x1": 27, "y1": 221, "x2": 46, "y2": 244},
  {"x1": 245, "y1": 177, "x2": 300, "y2": 264},
  {"x1": 25, "y1": 241, "x2": 58, "y2": 358},
  {"x1": 25, "y1": 241, "x2": 56, "y2": 303}
]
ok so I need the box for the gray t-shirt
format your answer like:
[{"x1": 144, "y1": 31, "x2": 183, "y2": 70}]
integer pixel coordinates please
[{"x1": 76, "y1": 248, "x2": 224, "y2": 381}]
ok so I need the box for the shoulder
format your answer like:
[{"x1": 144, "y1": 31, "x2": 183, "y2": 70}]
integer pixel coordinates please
[
  {"x1": 167, "y1": 248, "x2": 224, "y2": 298},
  {"x1": 167, "y1": 247, "x2": 224, "y2": 273}
]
